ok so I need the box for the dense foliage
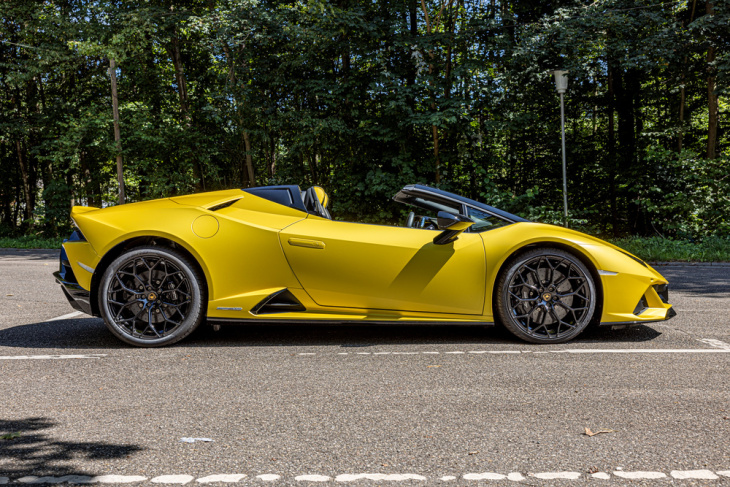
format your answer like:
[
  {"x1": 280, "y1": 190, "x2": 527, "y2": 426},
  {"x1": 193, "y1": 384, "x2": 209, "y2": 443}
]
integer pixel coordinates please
[{"x1": 1, "y1": 0, "x2": 728, "y2": 238}]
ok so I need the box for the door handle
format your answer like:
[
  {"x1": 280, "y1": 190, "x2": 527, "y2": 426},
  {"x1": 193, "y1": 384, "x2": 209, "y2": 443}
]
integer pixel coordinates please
[{"x1": 288, "y1": 238, "x2": 325, "y2": 250}]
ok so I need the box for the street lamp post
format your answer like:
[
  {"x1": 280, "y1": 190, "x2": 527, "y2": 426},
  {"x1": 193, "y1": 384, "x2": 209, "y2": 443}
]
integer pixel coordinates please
[{"x1": 553, "y1": 70, "x2": 569, "y2": 227}]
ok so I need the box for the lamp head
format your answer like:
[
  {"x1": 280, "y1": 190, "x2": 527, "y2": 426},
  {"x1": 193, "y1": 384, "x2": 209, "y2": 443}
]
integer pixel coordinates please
[{"x1": 553, "y1": 70, "x2": 569, "y2": 94}]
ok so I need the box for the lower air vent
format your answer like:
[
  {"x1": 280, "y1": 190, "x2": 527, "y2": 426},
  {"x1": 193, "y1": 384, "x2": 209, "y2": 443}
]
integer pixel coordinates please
[
  {"x1": 653, "y1": 284, "x2": 669, "y2": 303},
  {"x1": 633, "y1": 295, "x2": 649, "y2": 316},
  {"x1": 251, "y1": 289, "x2": 306, "y2": 315}
]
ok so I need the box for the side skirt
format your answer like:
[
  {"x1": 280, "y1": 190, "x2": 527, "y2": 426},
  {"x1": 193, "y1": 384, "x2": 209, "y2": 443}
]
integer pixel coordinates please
[{"x1": 206, "y1": 317, "x2": 494, "y2": 327}]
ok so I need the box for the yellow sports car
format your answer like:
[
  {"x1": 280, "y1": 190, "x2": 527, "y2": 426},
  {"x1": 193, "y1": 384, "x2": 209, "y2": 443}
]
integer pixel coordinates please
[{"x1": 54, "y1": 184, "x2": 675, "y2": 347}]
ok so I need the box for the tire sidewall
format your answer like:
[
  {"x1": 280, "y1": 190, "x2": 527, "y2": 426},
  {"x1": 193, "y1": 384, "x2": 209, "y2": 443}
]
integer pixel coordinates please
[
  {"x1": 497, "y1": 248, "x2": 596, "y2": 344},
  {"x1": 99, "y1": 246, "x2": 205, "y2": 347}
]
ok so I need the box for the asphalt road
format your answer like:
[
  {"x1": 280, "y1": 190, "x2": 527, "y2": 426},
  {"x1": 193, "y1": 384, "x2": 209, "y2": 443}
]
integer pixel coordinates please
[{"x1": 1, "y1": 249, "x2": 729, "y2": 485}]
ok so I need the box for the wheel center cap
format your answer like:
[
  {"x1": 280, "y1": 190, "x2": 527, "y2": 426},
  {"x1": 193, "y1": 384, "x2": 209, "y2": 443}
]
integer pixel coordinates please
[
  {"x1": 148, "y1": 292, "x2": 157, "y2": 301},
  {"x1": 542, "y1": 292, "x2": 552, "y2": 301}
]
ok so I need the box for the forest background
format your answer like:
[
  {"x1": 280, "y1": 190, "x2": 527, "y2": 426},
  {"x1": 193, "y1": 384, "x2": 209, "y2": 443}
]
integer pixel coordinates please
[{"x1": 1, "y1": 0, "x2": 728, "y2": 247}]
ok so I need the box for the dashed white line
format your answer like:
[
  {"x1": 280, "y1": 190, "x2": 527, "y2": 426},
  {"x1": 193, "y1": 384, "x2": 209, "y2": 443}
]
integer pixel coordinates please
[
  {"x1": 6, "y1": 469, "x2": 730, "y2": 483},
  {"x1": 151, "y1": 475, "x2": 194, "y2": 484},
  {"x1": 196, "y1": 474, "x2": 247, "y2": 483},
  {"x1": 591, "y1": 472, "x2": 611, "y2": 479},
  {"x1": 613, "y1": 471, "x2": 666, "y2": 479},
  {"x1": 530, "y1": 472, "x2": 582, "y2": 480},
  {"x1": 256, "y1": 474, "x2": 281, "y2": 481},
  {"x1": 463, "y1": 473, "x2": 505, "y2": 480},
  {"x1": 335, "y1": 474, "x2": 427, "y2": 481},
  {"x1": 671, "y1": 470, "x2": 719, "y2": 479},
  {"x1": 94, "y1": 475, "x2": 148, "y2": 484},
  {"x1": 47, "y1": 311, "x2": 84, "y2": 321},
  {"x1": 0, "y1": 354, "x2": 106, "y2": 360},
  {"x1": 295, "y1": 474, "x2": 331, "y2": 482}
]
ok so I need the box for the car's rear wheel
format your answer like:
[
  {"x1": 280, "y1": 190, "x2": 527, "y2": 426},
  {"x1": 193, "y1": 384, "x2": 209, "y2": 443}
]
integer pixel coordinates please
[
  {"x1": 98, "y1": 246, "x2": 206, "y2": 347},
  {"x1": 496, "y1": 248, "x2": 596, "y2": 344}
]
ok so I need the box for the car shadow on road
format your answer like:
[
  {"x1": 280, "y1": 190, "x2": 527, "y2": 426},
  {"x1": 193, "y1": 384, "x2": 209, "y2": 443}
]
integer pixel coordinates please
[
  {"x1": 0, "y1": 417, "x2": 142, "y2": 478},
  {"x1": 0, "y1": 318, "x2": 661, "y2": 350}
]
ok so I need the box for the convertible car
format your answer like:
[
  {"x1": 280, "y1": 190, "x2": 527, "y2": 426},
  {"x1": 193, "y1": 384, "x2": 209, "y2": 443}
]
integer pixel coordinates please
[{"x1": 54, "y1": 184, "x2": 675, "y2": 347}]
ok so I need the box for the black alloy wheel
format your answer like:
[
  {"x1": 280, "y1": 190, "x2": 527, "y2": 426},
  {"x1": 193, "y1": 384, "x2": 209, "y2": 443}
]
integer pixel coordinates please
[
  {"x1": 99, "y1": 246, "x2": 206, "y2": 347},
  {"x1": 496, "y1": 248, "x2": 596, "y2": 344}
]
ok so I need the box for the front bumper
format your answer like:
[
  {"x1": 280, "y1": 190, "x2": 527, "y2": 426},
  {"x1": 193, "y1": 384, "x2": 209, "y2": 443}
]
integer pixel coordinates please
[
  {"x1": 599, "y1": 282, "x2": 676, "y2": 327},
  {"x1": 54, "y1": 247, "x2": 92, "y2": 315}
]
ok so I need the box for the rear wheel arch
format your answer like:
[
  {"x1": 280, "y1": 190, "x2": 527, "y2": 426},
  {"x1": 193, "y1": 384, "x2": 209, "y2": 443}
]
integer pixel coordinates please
[
  {"x1": 491, "y1": 242, "x2": 604, "y2": 328},
  {"x1": 90, "y1": 236, "x2": 209, "y2": 316}
]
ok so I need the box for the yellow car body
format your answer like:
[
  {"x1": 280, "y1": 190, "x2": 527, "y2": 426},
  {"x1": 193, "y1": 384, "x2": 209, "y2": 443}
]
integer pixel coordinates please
[{"x1": 55, "y1": 184, "x2": 674, "y2": 346}]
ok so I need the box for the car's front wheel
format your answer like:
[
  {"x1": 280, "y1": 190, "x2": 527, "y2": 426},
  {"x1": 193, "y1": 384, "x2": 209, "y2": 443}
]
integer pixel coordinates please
[
  {"x1": 495, "y1": 248, "x2": 596, "y2": 344},
  {"x1": 98, "y1": 246, "x2": 206, "y2": 347}
]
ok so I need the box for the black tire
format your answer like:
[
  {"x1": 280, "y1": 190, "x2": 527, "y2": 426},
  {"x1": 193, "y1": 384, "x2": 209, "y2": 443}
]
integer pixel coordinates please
[
  {"x1": 98, "y1": 246, "x2": 206, "y2": 347},
  {"x1": 495, "y1": 248, "x2": 596, "y2": 344}
]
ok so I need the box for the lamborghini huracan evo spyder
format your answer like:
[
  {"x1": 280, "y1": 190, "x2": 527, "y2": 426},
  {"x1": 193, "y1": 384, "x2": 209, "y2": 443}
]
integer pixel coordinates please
[{"x1": 54, "y1": 184, "x2": 676, "y2": 347}]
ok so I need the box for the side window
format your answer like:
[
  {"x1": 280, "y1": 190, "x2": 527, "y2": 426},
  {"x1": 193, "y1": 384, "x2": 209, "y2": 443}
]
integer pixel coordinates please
[{"x1": 466, "y1": 207, "x2": 510, "y2": 232}]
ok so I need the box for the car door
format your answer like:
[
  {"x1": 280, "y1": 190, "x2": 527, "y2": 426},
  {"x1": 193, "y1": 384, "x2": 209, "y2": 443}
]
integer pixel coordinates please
[{"x1": 279, "y1": 218, "x2": 486, "y2": 315}]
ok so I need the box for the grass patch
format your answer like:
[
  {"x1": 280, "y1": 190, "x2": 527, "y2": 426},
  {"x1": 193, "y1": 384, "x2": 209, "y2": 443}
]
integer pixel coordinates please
[
  {"x1": 609, "y1": 236, "x2": 730, "y2": 262},
  {"x1": 0, "y1": 235, "x2": 64, "y2": 249}
]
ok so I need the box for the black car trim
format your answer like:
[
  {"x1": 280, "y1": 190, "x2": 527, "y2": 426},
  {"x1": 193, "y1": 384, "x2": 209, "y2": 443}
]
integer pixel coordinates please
[{"x1": 394, "y1": 184, "x2": 529, "y2": 224}]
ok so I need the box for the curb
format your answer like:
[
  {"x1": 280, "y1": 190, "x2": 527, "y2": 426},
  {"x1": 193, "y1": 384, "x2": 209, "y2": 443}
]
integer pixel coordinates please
[{"x1": 650, "y1": 261, "x2": 730, "y2": 267}]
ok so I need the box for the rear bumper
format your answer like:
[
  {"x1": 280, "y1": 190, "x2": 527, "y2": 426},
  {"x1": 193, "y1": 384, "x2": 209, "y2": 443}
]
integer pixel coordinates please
[{"x1": 54, "y1": 247, "x2": 93, "y2": 316}]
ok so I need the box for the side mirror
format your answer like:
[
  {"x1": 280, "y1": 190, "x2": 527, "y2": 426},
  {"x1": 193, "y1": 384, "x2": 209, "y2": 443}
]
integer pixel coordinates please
[{"x1": 433, "y1": 211, "x2": 474, "y2": 245}]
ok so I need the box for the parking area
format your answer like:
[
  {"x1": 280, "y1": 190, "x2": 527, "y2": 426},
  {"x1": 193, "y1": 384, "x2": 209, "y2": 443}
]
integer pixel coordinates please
[{"x1": 1, "y1": 249, "x2": 729, "y2": 484}]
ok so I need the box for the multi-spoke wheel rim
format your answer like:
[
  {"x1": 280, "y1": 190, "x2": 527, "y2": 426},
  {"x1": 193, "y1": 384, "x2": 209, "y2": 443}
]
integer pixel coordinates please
[
  {"x1": 105, "y1": 255, "x2": 192, "y2": 340},
  {"x1": 506, "y1": 255, "x2": 592, "y2": 340}
]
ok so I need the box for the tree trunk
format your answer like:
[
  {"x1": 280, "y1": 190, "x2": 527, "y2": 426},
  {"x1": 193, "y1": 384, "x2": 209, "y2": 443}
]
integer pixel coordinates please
[
  {"x1": 242, "y1": 130, "x2": 255, "y2": 187},
  {"x1": 706, "y1": 1, "x2": 718, "y2": 159},
  {"x1": 109, "y1": 58, "x2": 125, "y2": 204},
  {"x1": 15, "y1": 140, "x2": 34, "y2": 225},
  {"x1": 607, "y1": 64, "x2": 618, "y2": 236}
]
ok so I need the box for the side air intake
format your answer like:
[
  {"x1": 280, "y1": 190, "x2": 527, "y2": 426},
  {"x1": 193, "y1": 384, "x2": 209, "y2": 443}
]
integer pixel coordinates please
[{"x1": 251, "y1": 289, "x2": 306, "y2": 315}]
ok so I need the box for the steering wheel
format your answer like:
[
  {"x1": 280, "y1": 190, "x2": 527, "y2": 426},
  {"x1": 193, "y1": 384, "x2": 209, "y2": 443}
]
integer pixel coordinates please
[{"x1": 406, "y1": 211, "x2": 415, "y2": 228}]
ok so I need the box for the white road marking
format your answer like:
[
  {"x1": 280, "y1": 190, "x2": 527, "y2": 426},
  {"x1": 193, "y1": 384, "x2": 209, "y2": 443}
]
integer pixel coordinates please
[
  {"x1": 335, "y1": 474, "x2": 427, "y2": 481},
  {"x1": 591, "y1": 472, "x2": 611, "y2": 479},
  {"x1": 530, "y1": 472, "x2": 581, "y2": 480},
  {"x1": 671, "y1": 470, "x2": 719, "y2": 479},
  {"x1": 718, "y1": 471, "x2": 730, "y2": 477},
  {"x1": 47, "y1": 311, "x2": 84, "y2": 321},
  {"x1": 197, "y1": 474, "x2": 247, "y2": 483},
  {"x1": 319, "y1": 348, "x2": 730, "y2": 357},
  {"x1": 151, "y1": 475, "x2": 194, "y2": 484},
  {"x1": 298, "y1": 353, "x2": 316, "y2": 356},
  {"x1": 613, "y1": 471, "x2": 666, "y2": 479},
  {"x1": 440, "y1": 476, "x2": 456, "y2": 481},
  {"x1": 295, "y1": 475, "x2": 331, "y2": 482},
  {"x1": 0, "y1": 354, "x2": 106, "y2": 360},
  {"x1": 256, "y1": 475, "x2": 281, "y2": 481},
  {"x1": 463, "y1": 473, "x2": 506, "y2": 480},
  {"x1": 506, "y1": 472, "x2": 526, "y2": 481},
  {"x1": 94, "y1": 475, "x2": 148, "y2": 483},
  {"x1": 698, "y1": 338, "x2": 730, "y2": 350}
]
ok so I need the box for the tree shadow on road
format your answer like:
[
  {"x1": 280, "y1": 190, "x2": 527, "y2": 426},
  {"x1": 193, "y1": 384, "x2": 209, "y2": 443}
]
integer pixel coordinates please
[
  {"x1": 657, "y1": 266, "x2": 730, "y2": 297},
  {"x1": 0, "y1": 417, "x2": 142, "y2": 477}
]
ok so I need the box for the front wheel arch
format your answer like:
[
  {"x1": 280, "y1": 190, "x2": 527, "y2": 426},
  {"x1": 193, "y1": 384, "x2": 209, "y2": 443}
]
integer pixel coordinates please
[
  {"x1": 90, "y1": 237, "x2": 208, "y2": 317},
  {"x1": 491, "y1": 242, "x2": 604, "y2": 330}
]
